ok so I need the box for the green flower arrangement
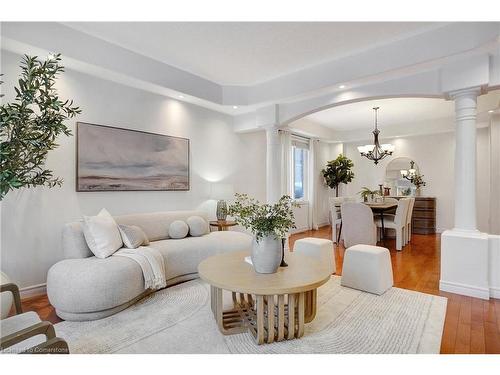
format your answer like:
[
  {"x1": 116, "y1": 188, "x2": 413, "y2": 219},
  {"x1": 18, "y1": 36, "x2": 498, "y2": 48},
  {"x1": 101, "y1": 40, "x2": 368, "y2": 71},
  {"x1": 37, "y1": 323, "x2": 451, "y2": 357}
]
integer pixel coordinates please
[
  {"x1": 227, "y1": 193, "x2": 298, "y2": 242},
  {"x1": 412, "y1": 173, "x2": 426, "y2": 189}
]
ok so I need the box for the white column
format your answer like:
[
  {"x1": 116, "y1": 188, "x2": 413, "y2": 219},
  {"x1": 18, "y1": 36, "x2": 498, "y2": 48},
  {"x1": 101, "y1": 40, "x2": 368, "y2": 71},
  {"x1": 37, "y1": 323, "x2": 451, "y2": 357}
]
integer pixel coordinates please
[
  {"x1": 450, "y1": 88, "x2": 480, "y2": 231},
  {"x1": 440, "y1": 86, "x2": 490, "y2": 300},
  {"x1": 265, "y1": 125, "x2": 282, "y2": 203}
]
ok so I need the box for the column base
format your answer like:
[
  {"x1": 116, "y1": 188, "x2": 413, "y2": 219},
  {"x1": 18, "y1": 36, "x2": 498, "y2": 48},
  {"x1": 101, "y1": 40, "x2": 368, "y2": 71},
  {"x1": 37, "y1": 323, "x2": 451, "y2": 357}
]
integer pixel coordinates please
[{"x1": 440, "y1": 229, "x2": 490, "y2": 300}]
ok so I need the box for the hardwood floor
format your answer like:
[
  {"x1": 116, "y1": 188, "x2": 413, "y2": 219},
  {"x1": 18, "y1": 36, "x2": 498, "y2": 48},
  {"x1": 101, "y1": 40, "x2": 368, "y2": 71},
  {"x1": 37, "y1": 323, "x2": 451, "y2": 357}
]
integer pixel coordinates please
[{"x1": 20, "y1": 226, "x2": 500, "y2": 354}]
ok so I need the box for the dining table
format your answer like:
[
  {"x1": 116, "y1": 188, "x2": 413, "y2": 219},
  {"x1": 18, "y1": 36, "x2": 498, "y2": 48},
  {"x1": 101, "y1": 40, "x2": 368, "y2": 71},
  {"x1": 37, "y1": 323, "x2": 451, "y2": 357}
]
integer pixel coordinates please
[{"x1": 364, "y1": 201, "x2": 398, "y2": 242}]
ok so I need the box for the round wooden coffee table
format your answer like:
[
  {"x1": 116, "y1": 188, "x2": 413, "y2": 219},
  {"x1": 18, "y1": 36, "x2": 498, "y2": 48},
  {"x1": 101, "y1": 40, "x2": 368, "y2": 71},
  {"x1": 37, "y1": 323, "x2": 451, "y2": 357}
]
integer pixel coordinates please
[{"x1": 198, "y1": 251, "x2": 331, "y2": 345}]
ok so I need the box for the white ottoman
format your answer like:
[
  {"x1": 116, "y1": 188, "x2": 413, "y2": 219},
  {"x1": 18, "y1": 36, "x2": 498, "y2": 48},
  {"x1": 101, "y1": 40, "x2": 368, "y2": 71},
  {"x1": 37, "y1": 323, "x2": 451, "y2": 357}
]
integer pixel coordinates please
[
  {"x1": 341, "y1": 244, "x2": 393, "y2": 295},
  {"x1": 293, "y1": 237, "x2": 335, "y2": 275}
]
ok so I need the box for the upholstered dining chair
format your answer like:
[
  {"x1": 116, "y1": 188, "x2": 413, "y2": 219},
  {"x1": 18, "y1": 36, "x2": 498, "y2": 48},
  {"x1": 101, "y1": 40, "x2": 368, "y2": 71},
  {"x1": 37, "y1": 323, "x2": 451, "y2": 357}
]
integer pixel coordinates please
[
  {"x1": 340, "y1": 202, "x2": 377, "y2": 248},
  {"x1": 0, "y1": 283, "x2": 69, "y2": 354},
  {"x1": 375, "y1": 198, "x2": 410, "y2": 251},
  {"x1": 404, "y1": 198, "x2": 416, "y2": 245},
  {"x1": 329, "y1": 197, "x2": 343, "y2": 243}
]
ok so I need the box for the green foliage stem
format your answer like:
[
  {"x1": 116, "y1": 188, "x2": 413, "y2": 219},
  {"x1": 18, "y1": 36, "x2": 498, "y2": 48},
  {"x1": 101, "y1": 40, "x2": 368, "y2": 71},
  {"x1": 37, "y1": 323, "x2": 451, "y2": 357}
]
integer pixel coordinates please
[
  {"x1": 227, "y1": 193, "x2": 298, "y2": 242},
  {"x1": 0, "y1": 54, "x2": 81, "y2": 199}
]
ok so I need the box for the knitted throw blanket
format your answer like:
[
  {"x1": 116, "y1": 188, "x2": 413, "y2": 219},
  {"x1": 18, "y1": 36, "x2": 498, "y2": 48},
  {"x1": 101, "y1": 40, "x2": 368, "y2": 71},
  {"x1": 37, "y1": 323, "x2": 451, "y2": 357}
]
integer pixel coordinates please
[{"x1": 114, "y1": 246, "x2": 167, "y2": 290}]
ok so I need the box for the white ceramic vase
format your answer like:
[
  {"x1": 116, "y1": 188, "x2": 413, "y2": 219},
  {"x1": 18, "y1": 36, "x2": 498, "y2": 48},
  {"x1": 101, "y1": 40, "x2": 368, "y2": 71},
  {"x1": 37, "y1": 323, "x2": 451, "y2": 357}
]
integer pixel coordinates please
[{"x1": 251, "y1": 235, "x2": 282, "y2": 274}]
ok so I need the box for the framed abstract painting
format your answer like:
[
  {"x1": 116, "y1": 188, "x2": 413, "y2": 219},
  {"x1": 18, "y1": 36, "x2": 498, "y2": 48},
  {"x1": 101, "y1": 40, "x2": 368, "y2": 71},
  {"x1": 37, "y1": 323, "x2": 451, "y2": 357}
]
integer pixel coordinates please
[{"x1": 76, "y1": 122, "x2": 189, "y2": 191}]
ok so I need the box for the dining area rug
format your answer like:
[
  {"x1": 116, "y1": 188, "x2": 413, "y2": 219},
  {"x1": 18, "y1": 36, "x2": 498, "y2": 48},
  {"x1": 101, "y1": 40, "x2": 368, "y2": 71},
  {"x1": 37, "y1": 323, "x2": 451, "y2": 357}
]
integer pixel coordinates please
[{"x1": 55, "y1": 276, "x2": 447, "y2": 354}]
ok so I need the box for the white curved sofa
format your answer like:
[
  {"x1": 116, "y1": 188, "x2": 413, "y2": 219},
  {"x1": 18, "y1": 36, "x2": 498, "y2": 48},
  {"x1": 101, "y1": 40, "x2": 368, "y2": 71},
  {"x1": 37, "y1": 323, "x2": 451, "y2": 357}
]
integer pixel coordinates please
[{"x1": 47, "y1": 210, "x2": 252, "y2": 321}]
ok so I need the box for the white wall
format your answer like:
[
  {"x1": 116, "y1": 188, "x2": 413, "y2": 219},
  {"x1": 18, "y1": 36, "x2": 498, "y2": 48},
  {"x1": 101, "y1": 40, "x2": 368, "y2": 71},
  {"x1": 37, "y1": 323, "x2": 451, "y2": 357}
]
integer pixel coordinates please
[
  {"x1": 342, "y1": 129, "x2": 491, "y2": 233},
  {"x1": 0, "y1": 50, "x2": 265, "y2": 291}
]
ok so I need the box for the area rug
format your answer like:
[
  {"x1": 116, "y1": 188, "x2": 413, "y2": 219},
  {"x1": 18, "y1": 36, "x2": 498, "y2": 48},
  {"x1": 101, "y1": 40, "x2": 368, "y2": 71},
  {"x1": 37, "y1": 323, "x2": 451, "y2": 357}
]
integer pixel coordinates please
[{"x1": 55, "y1": 276, "x2": 447, "y2": 354}]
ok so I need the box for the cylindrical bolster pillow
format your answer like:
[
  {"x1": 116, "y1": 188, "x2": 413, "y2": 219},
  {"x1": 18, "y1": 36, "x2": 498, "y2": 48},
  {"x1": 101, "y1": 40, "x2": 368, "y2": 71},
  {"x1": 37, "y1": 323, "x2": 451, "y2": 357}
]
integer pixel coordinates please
[
  {"x1": 169, "y1": 220, "x2": 189, "y2": 239},
  {"x1": 186, "y1": 216, "x2": 209, "y2": 237}
]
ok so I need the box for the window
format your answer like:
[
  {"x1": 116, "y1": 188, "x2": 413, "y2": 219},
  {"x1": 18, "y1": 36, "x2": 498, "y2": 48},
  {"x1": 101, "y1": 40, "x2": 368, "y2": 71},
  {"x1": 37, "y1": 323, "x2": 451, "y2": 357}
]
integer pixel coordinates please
[{"x1": 291, "y1": 136, "x2": 309, "y2": 201}]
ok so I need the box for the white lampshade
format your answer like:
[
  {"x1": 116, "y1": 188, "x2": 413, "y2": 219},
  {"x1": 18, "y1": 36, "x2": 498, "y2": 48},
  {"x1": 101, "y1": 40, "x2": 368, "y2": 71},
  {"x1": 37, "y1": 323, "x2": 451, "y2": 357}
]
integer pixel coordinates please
[
  {"x1": 357, "y1": 145, "x2": 373, "y2": 154},
  {"x1": 210, "y1": 183, "x2": 234, "y2": 200},
  {"x1": 408, "y1": 168, "x2": 416, "y2": 175},
  {"x1": 400, "y1": 169, "x2": 408, "y2": 177},
  {"x1": 381, "y1": 143, "x2": 395, "y2": 152}
]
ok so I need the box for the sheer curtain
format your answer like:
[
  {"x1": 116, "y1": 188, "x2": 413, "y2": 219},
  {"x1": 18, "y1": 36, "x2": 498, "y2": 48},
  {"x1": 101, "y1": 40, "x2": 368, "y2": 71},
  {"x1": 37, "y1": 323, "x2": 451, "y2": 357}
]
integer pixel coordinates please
[{"x1": 309, "y1": 139, "x2": 322, "y2": 230}]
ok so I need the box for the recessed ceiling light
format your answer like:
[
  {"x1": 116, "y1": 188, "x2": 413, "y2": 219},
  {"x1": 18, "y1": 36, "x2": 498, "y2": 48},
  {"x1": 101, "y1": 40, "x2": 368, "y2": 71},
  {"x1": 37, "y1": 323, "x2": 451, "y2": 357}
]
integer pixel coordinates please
[
  {"x1": 488, "y1": 110, "x2": 494, "y2": 113},
  {"x1": 233, "y1": 106, "x2": 238, "y2": 109},
  {"x1": 339, "y1": 85, "x2": 346, "y2": 89},
  {"x1": 178, "y1": 95, "x2": 184, "y2": 99}
]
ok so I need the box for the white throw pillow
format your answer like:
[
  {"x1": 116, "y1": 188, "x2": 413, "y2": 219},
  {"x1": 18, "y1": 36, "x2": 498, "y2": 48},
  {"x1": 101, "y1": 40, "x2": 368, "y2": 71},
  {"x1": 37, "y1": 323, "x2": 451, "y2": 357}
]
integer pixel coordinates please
[
  {"x1": 118, "y1": 225, "x2": 150, "y2": 249},
  {"x1": 82, "y1": 208, "x2": 123, "y2": 258},
  {"x1": 169, "y1": 220, "x2": 189, "y2": 239},
  {"x1": 186, "y1": 216, "x2": 209, "y2": 237}
]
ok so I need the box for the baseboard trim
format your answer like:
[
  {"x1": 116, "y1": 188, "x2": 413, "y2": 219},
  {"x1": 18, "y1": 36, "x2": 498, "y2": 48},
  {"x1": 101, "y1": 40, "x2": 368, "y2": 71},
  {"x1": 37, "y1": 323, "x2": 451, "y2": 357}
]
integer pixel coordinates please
[
  {"x1": 490, "y1": 286, "x2": 500, "y2": 299},
  {"x1": 439, "y1": 280, "x2": 490, "y2": 300},
  {"x1": 20, "y1": 283, "x2": 47, "y2": 299}
]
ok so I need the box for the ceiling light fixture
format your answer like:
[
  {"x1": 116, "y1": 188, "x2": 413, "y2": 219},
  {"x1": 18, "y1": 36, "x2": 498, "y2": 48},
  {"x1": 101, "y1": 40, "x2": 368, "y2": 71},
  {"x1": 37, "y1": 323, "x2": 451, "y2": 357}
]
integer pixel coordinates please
[
  {"x1": 489, "y1": 110, "x2": 494, "y2": 113},
  {"x1": 178, "y1": 95, "x2": 184, "y2": 99},
  {"x1": 232, "y1": 106, "x2": 238, "y2": 109},
  {"x1": 339, "y1": 85, "x2": 346, "y2": 89},
  {"x1": 357, "y1": 107, "x2": 395, "y2": 165}
]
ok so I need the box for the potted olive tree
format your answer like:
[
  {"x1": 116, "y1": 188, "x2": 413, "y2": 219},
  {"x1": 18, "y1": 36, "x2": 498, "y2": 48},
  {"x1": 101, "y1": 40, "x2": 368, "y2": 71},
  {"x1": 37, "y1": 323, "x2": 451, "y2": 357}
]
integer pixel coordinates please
[
  {"x1": 1, "y1": 54, "x2": 80, "y2": 200},
  {"x1": 322, "y1": 154, "x2": 355, "y2": 197},
  {"x1": 228, "y1": 193, "x2": 298, "y2": 274}
]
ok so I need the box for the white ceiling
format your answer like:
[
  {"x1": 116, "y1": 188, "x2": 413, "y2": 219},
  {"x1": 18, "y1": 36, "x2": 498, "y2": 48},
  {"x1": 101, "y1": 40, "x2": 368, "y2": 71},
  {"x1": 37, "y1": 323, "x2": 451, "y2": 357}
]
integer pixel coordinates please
[
  {"x1": 303, "y1": 93, "x2": 500, "y2": 131},
  {"x1": 63, "y1": 22, "x2": 441, "y2": 85}
]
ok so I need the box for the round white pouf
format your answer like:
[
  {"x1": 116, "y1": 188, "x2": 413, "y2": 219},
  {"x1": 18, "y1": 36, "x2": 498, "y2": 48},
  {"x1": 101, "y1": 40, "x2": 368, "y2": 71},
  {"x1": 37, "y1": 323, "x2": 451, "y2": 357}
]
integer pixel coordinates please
[
  {"x1": 293, "y1": 237, "x2": 335, "y2": 275},
  {"x1": 341, "y1": 244, "x2": 393, "y2": 295},
  {"x1": 1, "y1": 271, "x2": 13, "y2": 319},
  {"x1": 169, "y1": 220, "x2": 189, "y2": 239}
]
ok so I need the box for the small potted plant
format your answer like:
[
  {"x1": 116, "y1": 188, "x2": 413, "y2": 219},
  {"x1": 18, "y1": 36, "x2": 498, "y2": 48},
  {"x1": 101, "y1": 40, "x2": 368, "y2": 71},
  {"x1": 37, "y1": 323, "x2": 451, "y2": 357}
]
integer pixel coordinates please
[
  {"x1": 359, "y1": 187, "x2": 381, "y2": 203},
  {"x1": 227, "y1": 193, "x2": 297, "y2": 274},
  {"x1": 412, "y1": 173, "x2": 426, "y2": 196}
]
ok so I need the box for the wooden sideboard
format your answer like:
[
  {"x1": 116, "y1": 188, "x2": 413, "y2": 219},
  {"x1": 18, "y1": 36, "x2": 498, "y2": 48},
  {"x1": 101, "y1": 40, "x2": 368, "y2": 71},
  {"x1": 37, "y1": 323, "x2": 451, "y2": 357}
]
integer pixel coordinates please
[{"x1": 390, "y1": 196, "x2": 436, "y2": 234}]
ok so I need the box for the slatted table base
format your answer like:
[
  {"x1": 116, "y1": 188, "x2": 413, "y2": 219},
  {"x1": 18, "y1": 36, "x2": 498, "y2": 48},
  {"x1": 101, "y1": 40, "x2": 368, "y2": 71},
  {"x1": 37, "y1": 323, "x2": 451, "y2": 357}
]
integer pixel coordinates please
[{"x1": 210, "y1": 286, "x2": 317, "y2": 345}]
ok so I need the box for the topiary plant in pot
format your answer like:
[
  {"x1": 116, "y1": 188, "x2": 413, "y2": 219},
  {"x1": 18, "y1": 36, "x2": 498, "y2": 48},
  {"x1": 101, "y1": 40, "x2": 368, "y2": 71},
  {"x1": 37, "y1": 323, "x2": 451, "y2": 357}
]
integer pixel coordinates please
[
  {"x1": 322, "y1": 154, "x2": 355, "y2": 197},
  {"x1": 0, "y1": 54, "x2": 81, "y2": 200}
]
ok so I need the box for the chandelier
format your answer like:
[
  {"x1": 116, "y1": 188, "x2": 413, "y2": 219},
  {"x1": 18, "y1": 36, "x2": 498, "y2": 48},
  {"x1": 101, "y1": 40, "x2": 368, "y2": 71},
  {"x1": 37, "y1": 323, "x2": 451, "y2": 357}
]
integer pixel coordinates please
[
  {"x1": 400, "y1": 160, "x2": 417, "y2": 183},
  {"x1": 357, "y1": 107, "x2": 394, "y2": 164}
]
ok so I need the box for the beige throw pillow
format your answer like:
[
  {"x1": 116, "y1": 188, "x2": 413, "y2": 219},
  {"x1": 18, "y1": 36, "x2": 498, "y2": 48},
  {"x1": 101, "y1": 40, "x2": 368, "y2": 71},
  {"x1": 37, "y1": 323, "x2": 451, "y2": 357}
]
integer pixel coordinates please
[
  {"x1": 118, "y1": 225, "x2": 150, "y2": 249},
  {"x1": 186, "y1": 216, "x2": 209, "y2": 237},
  {"x1": 82, "y1": 208, "x2": 123, "y2": 258}
]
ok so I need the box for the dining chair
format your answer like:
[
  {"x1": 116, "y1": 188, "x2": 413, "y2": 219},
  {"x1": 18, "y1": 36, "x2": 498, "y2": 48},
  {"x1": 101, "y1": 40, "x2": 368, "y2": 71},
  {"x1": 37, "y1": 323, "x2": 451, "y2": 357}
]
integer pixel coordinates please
[
  {"x1": 404, "y1": 198, "x2": 416, "y2": 245},
  {"x1": 340, "y1": 202, "x2": 377, "y2": 248},
  {"x1": 329, "y1": 197, "x2": 344, "y2": 243},
  {"x1": 375, "y1": 198, "x2": 410, "y2": 251}
]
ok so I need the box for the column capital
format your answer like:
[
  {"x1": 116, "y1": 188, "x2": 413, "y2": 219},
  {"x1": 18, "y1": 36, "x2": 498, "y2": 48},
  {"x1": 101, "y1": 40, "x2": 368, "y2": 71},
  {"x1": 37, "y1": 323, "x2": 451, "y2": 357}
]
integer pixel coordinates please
[{"x1": 446, "y1": 86, "x2": 483, "y2": 100}]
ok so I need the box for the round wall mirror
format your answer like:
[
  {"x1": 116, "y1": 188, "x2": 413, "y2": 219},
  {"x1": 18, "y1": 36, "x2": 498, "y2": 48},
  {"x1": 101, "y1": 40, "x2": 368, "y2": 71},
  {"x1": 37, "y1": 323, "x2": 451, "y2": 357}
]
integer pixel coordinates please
[{"x1": 385, "y1": 157, "x2": 420, "y2": 196}]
